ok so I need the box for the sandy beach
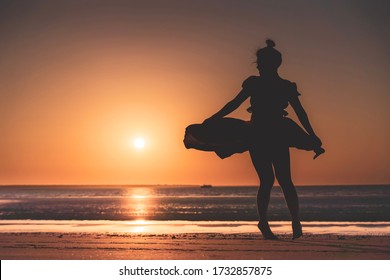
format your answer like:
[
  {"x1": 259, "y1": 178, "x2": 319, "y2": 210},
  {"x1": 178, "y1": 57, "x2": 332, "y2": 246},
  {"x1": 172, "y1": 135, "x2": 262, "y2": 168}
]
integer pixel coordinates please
[{"x1": 1, "y1": 232, "x2": 389, "y2": 260}]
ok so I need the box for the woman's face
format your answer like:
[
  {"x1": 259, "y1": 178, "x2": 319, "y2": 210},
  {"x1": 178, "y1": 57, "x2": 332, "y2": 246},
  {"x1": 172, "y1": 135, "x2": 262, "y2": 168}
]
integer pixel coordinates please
[{"x1": 256, "y1": 57, "x2": 280, "y2": 74}]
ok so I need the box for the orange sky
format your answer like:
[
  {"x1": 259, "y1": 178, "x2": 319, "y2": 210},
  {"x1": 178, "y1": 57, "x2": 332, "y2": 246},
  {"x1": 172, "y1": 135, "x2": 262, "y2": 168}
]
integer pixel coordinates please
[{"x1": 0, "y1": 1, "x2": 389, "y2": 185}]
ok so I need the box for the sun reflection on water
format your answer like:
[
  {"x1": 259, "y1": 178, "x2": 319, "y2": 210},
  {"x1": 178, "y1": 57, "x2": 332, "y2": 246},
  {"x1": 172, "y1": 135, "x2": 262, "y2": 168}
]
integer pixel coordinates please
[
  {"x1": 126, "y1": 188, "x2": 152, "y2": 219},
  {"x1": 126, "y1": 219, "x2": 149, "y2": 233},
  {"x1": 133, "y1": 195, "x2": 146, "y2": 199}
]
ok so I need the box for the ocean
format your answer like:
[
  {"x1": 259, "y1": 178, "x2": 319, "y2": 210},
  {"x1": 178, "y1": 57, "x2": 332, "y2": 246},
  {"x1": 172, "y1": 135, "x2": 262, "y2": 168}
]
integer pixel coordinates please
[
  {"x1": 0, "y1": 185, "x2": 389, "y2": 235},
  {"x1": 0, "y1": 185, "x2": 389, "y2": 222}
]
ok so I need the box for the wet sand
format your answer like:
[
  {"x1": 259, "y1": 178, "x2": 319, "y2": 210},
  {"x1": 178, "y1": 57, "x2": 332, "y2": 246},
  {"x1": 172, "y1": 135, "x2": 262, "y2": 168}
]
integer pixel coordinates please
[{"x1": 1, "y1": 232, "x2": 389, "y2": 260}]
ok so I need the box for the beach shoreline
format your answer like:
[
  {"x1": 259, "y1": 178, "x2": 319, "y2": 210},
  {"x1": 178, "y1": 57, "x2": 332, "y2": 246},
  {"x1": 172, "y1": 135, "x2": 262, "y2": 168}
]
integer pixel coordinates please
[
  {"x1": 1, "y1": 184, "x2": 389, "y2": 260},
  {"x1": 1, "y1": 231, "x2": 389, "y2": 260},
  {"x1": 1, "y1": 220, "x2": 390, "y2": 235}
]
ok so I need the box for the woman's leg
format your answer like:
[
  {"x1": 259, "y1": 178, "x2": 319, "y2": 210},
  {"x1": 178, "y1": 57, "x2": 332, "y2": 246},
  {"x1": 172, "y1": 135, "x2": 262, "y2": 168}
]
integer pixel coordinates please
[
  {"x1": 273, "y1": 146, "x2": 302, "y2": 238},
  {"x1": 249, "y1": 148, "x2": 277, "y2": 239}
]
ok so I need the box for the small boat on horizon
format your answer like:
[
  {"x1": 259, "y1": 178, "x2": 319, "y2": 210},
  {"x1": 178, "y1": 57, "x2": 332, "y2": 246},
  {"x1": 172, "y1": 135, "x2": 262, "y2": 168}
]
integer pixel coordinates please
[{"x1": 200, "y1": 184, "x2": 213, "y2": 189}]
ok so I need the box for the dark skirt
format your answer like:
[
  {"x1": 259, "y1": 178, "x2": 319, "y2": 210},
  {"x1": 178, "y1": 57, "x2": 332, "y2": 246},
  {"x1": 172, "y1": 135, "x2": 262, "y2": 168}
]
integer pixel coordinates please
[{"x1": 183, "y1": 117, "x2": 317, "y2": 159}]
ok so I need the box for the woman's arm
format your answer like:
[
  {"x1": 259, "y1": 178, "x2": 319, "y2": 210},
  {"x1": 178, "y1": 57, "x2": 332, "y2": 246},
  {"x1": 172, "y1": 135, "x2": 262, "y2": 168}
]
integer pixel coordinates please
[
  {"x1": 290, "y1": 96, "x2": 322, "y2": 146},
  {"x1": 205, "y1": 89, "x2": 249, "y2": 122}
]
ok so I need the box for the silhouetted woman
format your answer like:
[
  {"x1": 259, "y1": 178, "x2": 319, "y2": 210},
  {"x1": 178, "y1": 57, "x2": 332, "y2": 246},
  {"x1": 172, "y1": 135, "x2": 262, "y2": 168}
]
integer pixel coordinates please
[{"x1": 201, "y1": 40, "x2": 324, "y2": 239}]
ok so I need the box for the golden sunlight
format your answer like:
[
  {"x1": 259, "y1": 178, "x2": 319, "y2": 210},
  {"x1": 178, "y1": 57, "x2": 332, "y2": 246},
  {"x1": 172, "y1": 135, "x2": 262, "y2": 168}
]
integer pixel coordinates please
[
  {"x1": 133, "y1": 195, "x2": 146, "y2": 199},
  {"x1": 133, "y1": 137, "x2": 145, "y2": 149}
]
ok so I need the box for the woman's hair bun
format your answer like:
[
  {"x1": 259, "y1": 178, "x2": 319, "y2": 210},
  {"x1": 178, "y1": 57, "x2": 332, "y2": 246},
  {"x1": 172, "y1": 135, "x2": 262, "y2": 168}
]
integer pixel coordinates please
[{"x1": 265, "y1": 39, "x2": 276, "y2": 48}]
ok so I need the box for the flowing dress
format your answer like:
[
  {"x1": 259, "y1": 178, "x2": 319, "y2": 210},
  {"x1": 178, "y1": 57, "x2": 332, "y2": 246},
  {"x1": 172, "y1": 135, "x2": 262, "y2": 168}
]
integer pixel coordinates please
[{"x1": 183, "y1": 76, "x2": 318, "y2": 159}]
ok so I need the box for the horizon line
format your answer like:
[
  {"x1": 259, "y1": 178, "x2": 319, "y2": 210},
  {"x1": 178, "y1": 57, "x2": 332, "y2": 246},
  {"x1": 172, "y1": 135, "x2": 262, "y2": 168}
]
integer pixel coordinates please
[{"x1": 0, "y1": 183, "x2": 389, "y2": 187}]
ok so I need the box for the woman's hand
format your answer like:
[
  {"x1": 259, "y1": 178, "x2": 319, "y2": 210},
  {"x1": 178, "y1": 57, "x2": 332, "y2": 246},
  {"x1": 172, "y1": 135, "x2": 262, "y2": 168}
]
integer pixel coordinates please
[
  {"x1": 311, "y1": 134, "x2": 322, "y2": 147},
  {"x1": 311, "y1": 134, "x2": 325, "y2": 159}
]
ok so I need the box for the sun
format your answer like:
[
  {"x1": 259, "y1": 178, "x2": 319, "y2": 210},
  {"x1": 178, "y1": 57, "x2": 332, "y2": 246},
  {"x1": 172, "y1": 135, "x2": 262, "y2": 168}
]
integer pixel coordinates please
[{"x1": 133, "y1": 137, "x2": 145, "y2": 149}]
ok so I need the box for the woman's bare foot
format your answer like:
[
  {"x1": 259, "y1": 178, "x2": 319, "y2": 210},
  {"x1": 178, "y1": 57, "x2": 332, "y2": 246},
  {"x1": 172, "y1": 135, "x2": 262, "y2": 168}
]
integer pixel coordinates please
[
  {"x1": 292, "y1": 221, "x2": 303, "y2": 239},
  {"x1": 258, "y1": 221, "x2": 278, "y2": 240}
]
